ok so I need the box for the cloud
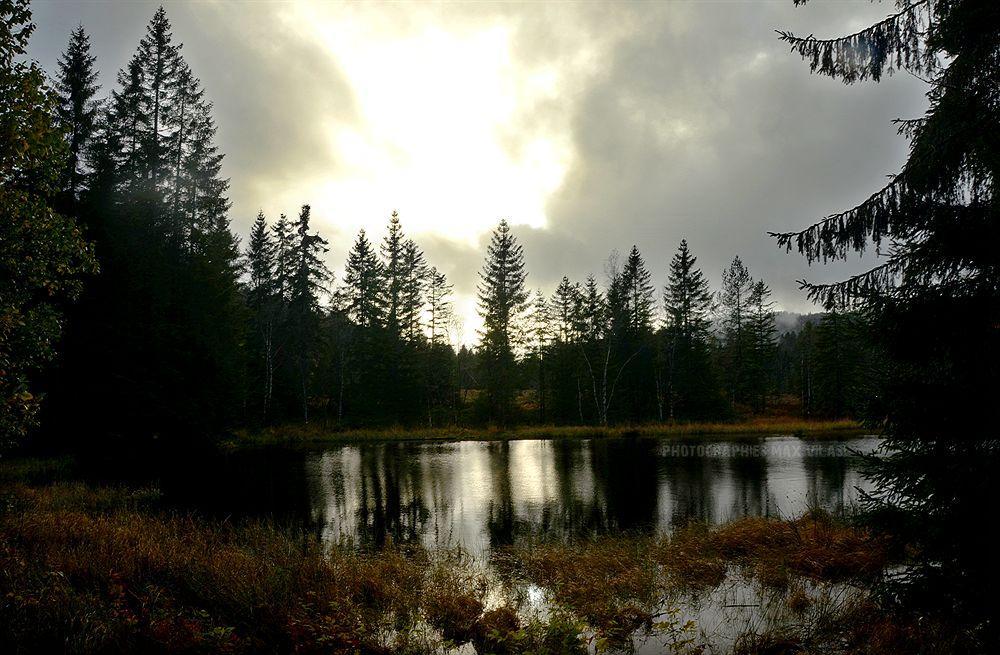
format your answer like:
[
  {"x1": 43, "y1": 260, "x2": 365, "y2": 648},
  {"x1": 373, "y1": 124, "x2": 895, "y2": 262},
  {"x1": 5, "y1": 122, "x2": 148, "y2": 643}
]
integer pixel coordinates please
[{"x1": 26, "y1": 0, "x2": 930, "y2": 342}]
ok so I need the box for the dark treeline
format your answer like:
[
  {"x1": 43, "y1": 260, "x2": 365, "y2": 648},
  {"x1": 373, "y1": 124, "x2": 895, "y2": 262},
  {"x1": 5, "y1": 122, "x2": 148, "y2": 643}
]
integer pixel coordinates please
[
  {"x1": 2, "y1": 4, "x2": 877, "y2": 449},
  {"x1": 244, "y1": 211, "x2": 878, "y2": 430}
]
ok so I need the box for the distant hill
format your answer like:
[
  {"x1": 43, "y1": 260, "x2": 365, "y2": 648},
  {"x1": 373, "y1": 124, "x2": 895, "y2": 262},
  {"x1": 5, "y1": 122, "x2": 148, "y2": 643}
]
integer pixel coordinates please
[{"x1": 775, "y1": 311, "x2": 824, "y2": 334}]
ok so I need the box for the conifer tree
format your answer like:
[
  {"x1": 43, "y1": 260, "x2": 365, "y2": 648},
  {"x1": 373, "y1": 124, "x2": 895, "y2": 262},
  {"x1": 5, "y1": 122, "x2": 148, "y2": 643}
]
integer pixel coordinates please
[
  {"x1": 551, "y1": 277, "x2": 580, "y2": 343},
  {"x1": 55, "y1": 25, "x2": 100, "y2": 199},
  {"x1": 399, "y1": 238, "x2": 427, "y2": 341},
  {"x1": 580, "y1": 275, "x2": 605, "y2": 343},
  {"x1": 527, "y1": 289, "x2": 551, "y2": 421},
  {"x1": 477, "y1": 219, "x2": 528, "y2": 424},
  {"x1": 271, "y1": 213, "x2": 293, "y2": 299},
  {"x1": 245, "y1": 211, "x2": 278, "y2": 422},
  {"x1": 620, "y1": 245, "x2": 655, "y2": 336},
  {"x1": 48, "y1": 6, "x2": 245, "y2": 440},
  {"x1": 773, "y1": 2, "x2": 1000, "y2": 635},
  {"x1": 106, "y1": 55, "x2": 147, "y2": 185},
  {"x1": 343, "y1": 229, "x2": 385, "y2": 329},
  {"x1": 662, "y1": 240, "x2": 718, "y2": 419},
  {"x1": 135, "y1": 6, "x2": 178, "y2": 188},
  {"x1": 664, "y1": 240, "x2": 713, "y2": 342},
  {"x1": 380, "y1": 210, "x2": 404, "y2": 334},
  {"x1": 720, "y1": 256, "x2": 752, "y2": 404},
  {"x1": 426, "y1": 267, "x2": 453, "y2": 346},
  {"x1": 286, "y1": 205, "x2": 330, "y2": 422},
  {"x1": 746, "y1": 279, "x2": 776, "y2": 411}
]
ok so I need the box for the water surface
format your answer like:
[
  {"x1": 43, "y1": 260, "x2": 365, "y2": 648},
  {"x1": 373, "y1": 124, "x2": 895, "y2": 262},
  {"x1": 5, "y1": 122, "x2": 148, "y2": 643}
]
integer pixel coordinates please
[{"x1": 156, "y1": 435, "x2": 877, "y2": 552}]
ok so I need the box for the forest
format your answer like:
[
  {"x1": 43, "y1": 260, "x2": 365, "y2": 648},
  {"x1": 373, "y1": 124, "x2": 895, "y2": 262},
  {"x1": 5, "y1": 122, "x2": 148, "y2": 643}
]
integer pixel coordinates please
[
  {"x1": 5, "y1": 6, "x2": 876, "y2": 449},
  {"x1": 2, "y1": 0, "x2": 998, "y2": 654}
]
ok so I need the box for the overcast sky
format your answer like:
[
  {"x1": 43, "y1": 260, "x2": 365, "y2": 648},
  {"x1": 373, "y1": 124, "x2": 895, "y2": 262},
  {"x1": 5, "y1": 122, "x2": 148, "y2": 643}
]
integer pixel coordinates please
[{"x1": 26, "y1": 0, "x2": 928, "y2": 343}]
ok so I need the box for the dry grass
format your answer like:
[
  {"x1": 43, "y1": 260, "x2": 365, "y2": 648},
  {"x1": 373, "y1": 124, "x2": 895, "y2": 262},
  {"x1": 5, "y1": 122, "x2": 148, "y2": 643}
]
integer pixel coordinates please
[
  {"x1": 231, "y1": 417, "x2": 863, "y2": 448},
  {"x1": 662, "y1": 511, "x2": 893, "y2": 590},
  {"x1": 498, "y1": 537, "x2": 669, "y2": 650},
  {"x1": 0, "y1": 481, "x2": 477, "y2": 654},
  {"x1": 0, "y1": 480, "x2": 596, "y2": 654},
  {"x1": 2, "y1": 473, "x2": 950, "y2": 655}
]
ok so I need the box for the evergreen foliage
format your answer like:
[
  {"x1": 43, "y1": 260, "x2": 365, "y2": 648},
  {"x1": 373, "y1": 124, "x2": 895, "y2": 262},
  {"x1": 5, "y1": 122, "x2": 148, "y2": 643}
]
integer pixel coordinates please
[
  {"x1": 477, "y1": 219, "x2": 528, "y2": 424},
  {"x1": 55, "y1": 24, "x2": 99, "y2": 199},
  {"x1": 774, "y1": 0, "x2": 1000, "y2": 640}
]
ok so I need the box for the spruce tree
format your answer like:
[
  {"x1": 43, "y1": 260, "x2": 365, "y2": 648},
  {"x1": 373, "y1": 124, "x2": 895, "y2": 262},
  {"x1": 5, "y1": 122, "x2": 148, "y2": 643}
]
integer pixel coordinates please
[
  {"x1": 135, "y1": 6, "x2": 178, "y2": 188},
  {"x1": 426, "y1": 267, "x2": 453, "y2": 346},
  {"x1": 287, "y1": 205, "x2": 330, "y2": 422},
  {"x1": 551, "y1": 277, "x2": 581, "y2": 343},
  {"x1": 477, "y1": 219, "x2": 528, "y2": 424},
  {"x1": 343, "y1": 229, "x2": 385, "y2": 329},
  {"x1": 580, "y1": 275, "x2": 605, "y2": 343},
  {"x1": 664, "y1": 240, "x2": 713, "y2": 343},
  {"x1": 399, "y1": 238, "x2": 427, "y2": 341},
  {"x1": 773, "y1": 1, "x2": 1000, "y2": 636},
  {"x1": 48, "y1": 6, "x2": 245, "y2": 440},
  {"x1": 662, "y1": 240, "x2": 718, "y2": 419},
  {"x1": 380, "y1": 210, "x2": 404, "y2": 334},
  {"x1": 746, "y1": 279, "x2": 776, "y2": 412},
  {"x1": 527, "y1": 289, "x2": 551, "y2": 421},
  {"x1": 720, "y1": 256, "x2": 752, "y2": 405},
  {"x1": 245, "y1": 211, "x2": 278, "y2": 422},
  {"x1": 620, "y1": 245, "x2": 655, "y2": 336},
  {"x1": 55, "y1": 25, "x2": 100, "y2": 200},
  {"x1": 271, "y1": 213, "x2": 293, "y2": 300}
]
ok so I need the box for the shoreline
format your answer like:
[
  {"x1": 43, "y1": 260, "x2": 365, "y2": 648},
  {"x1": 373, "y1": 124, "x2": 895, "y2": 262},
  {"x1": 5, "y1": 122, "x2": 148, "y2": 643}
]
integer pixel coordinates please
[{"x1": 227, "y1": 418, "x2": 868, "y2": 449}]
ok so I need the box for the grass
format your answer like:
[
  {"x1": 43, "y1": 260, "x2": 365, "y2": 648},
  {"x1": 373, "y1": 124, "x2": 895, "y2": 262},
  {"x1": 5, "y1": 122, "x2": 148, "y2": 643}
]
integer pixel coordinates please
[
  {"x1": 3, "y1": 462, "x2": 959, "y2": 655},
  {"x1": 228, "y1": 417, "x2": 864, "y2": 448}
]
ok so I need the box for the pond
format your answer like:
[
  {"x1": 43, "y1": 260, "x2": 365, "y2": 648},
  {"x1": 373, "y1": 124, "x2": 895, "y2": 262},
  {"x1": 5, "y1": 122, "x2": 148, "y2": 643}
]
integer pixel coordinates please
[{"x1": 151, "y1": 434, "x2": 878, "y2": 553}]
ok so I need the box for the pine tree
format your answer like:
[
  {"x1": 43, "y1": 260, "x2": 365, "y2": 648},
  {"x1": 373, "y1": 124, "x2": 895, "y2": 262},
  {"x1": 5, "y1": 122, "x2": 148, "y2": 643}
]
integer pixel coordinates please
[
  {"x1": 773, "y1": 1, "x2": 1000, "y2": 636},
  {"x1": 343, "y1": 229, "x2": 385, "y2": 329},
  {"x1": 0, "y1": 0, "x2": 96, "y2": 447},
  {"x1": 477, "y1": 219, "x2": 528, "y2": 424},
  {"x1": 55, "y1": 25, "x2": 100, "y2": 199}
]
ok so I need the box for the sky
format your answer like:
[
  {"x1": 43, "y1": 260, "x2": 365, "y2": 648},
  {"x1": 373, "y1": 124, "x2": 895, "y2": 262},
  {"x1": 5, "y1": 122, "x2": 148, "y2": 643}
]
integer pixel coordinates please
[{"x1": 26, "y1": 0, "x2": 928, "y2": 345}]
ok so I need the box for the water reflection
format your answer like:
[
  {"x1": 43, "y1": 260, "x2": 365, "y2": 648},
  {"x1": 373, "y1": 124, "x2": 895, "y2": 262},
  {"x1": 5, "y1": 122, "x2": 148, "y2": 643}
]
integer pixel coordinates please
[
  {"x1": 302, "y1": 438, "x2": 875, "y2": 550},
  {"x1": 159, "y1": 436, "x2": 877, "y2": 553}
]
